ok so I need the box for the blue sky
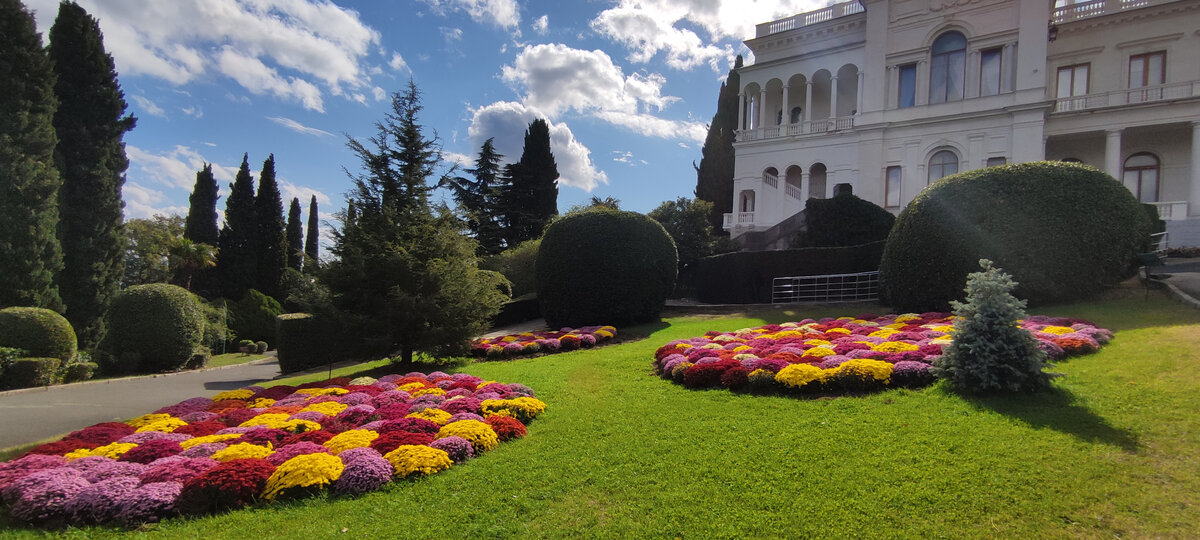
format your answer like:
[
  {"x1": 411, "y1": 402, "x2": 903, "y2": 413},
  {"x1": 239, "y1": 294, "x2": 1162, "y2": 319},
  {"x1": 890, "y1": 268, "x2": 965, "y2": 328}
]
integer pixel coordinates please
[{"x1": 25, "y1": 0, "x2": 828, "y2": 243}]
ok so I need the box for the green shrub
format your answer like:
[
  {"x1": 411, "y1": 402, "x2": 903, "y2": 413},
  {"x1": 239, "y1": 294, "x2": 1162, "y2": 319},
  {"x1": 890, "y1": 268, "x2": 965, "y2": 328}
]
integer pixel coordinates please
[
  {"x1": 276, "y1": 313, "x2": 327, "y2": 373},
  {"x1": 238, "y1": 339, "x2": 255, "y2": 353},
  {"x1": 880, "y1": 162, "x2": 1151, "y2": 311},
  {"x1": 2, "y1": 357, "x2": 61, "y2": 388},
  {"x1": 480, "y1": 239, "x2": 540, "y2": 298},
  {"x1": 62, "y1": 360, "x2": 97, "y2": 383},
  {"x1": 935, "y1": 260, "x2": 1050, "y2": 393},
  {"x1": 104, "y1": 283, "x2": 205, "y2": 373},
  {"x1": 227, "y1": 289, "x2": 283, "y2": 344},
  {"x1": 186, "y1": 348, "x2": 210, "y2": 370},
  {"x1": 492, "y1": 294, "x2": 541, "y2": 327},
  {"x1": 199, "y1": 299, "x2": 235, "y2": 352},
  {"x1": 0, "y1": 307, "x2": 77, "y2": 362},
  {"x1": 254, "y1": 341, "x2": 268, "y2": 354},
  {"x1": 0, "y1": 346, "x2": 27, "y2": 378},
  {"x1": 536, "y1": 209, "x2": 678, "y2": 328},
  {"x1": 794, "y1": 193, "x2": 895, "y2": 248},
  {"x1": 691, "y1": 241, "x2": 886, "y2": 304}
]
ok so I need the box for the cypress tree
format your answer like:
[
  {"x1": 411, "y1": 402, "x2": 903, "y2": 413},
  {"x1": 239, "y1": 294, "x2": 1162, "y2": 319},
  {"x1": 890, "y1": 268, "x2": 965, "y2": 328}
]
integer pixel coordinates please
[
  {"x1": 286, "y1": 197, "x2": 303, "y2": 271},
  {"x1": 254, "y1": 154, "x2": 286, "y2": 299},
  {"x1": 695, "y1": 55, "x2": 742, "y2": 233},
  {"x1": 0, "y1": 0, "x2": 64, "y2": 312},
  {"x1": 217, "y1": 154, "x2": 257, "y2": 298},
  {"x1": 304, "y1": 195, "x2": 319, "y2": 271},
  {"x1": 183, "y1": 164, "x2": 219, "y2": 297},
  {"x1": 504, "y1": 119, "x2": 559, "y2": 245}
]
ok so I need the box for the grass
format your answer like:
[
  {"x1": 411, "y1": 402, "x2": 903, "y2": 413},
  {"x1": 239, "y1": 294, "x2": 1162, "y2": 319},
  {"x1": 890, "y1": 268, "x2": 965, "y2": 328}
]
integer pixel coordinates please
[
  {"x1": 206, "y1": 351, "x2": 270, "y2": 369},
  {"x1": 2, "y1": 290, "x2": 1199, "y2": 538}
]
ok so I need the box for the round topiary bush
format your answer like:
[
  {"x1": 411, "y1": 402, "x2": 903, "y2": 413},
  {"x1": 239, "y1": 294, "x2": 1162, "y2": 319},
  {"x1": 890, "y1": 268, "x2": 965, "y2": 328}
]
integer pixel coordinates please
[
  {"x1": 536, "y1": 208, "x2": 678, "y2": 328},
  {"x1": 880, "y1": 161, "x2": 1151, "y2": 311},
  {"x1": 0, "y1": 307, "x2": 77, "y2": 362},
  {"x1": 104, "y1": 283, "x2": 205, "y2": 373}
]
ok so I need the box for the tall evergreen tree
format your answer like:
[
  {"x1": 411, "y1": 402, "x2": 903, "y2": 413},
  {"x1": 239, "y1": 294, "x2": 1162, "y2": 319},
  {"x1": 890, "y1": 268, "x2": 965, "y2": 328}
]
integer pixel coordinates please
[
  {"x1": 217, "y1": 154, "x2": 257, "y2": 298},
  {"x1": 444, "y1": 137, "x2": 506, "y2": 255},
  {"x1": 504, "y1": 119, "x2": 559, "y2": 245},
  {"x1": 184, "y1": 164, "x2": 219, "y2": 245},
  {"x1": 0, "y1": 0, "x2": 63, "y2": 312},
  {"x1": 254, "y1": 154, "x2": 286, "y2": 299},
  {"x1": 304, "y1": 195, "x2": 319, "y2": 271},
  {"x1": 325, "y1": 81, "x2": 506, "y2": 364},
  {"x1": 695, "y1": 55, "x2": 742, "y2": 233},
  {"x1": 286, "y1": 197, "x2": 303, "y2": 271},
  {"x1": 49, "y1": 0, "x2": 136, "y2": 347}
]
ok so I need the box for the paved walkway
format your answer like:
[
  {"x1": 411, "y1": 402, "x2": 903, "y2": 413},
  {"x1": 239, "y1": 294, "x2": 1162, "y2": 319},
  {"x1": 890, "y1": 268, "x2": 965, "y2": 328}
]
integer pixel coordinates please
[{"x1": 1155, "y1": 257, "x2": 1200, "y2": 309}]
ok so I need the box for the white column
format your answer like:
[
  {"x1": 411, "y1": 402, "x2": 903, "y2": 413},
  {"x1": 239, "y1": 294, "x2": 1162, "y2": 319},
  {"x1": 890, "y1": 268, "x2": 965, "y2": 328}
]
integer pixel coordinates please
[
  {"x1": 831, "y1": 76, "x2": 840, "y2": 117},
  {"x1": 1191, "y1": 122, "x2": 1200, "y2": 216},
  {"x1": 966, "y1": 50, "x2": 980, "y2": 99},
  {"x1": 800, "y1": 172, "x2": 811, "y2": 201},
  {"x1": 1105, "y1": 129, "x2": 1123, "y2": 179},
  {"x1": 737, "y1": 92, "x2": 745, "y2": 131},
  {"x1": 759, "y1": 89, "x2": 768, "y2": 132},
  {"x1": 856, "y1": 70, "x2": 865, "y2": 115},
  {"x1": 781, "y1": 85, "x2": 790, "y2": 125},
  {"x1": 886, "y1": 66, "x2": 897, "y2": 109},
  {"x1": 916, "y1": 60, "x2": 929, "y2": 106},
  {"x1": 1001, "y1": 43, "x2": 1015, "y2": 93},
  {"x1": 804, "y1": 82, "x2": 814, "y2": 125}
]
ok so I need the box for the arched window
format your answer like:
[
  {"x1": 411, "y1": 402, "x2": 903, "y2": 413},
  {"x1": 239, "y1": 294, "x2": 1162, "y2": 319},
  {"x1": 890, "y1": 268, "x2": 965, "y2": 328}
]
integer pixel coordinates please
[
  {"x1": 809, "y1": 163, "x2": 828, "y2": 199},
  {"x1": 790, "y1": 107, "x2": 803, "y2": 124},
  {"x1": 928, "y1": 150, "x2": 959, "y2": 183},
  {"x1": 930, "y1": 32, "x2": 967, "y2": 103},
  {"x1": 1123, "y1": 153, "x2": 1159, "y2": 202},
  {"x1": 739, "y1": 190, "x2": 756, "y2": 213}
]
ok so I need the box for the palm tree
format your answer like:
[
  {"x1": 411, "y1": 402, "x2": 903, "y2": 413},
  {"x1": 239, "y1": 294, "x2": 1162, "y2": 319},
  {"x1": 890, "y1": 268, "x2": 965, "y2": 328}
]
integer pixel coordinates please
[{"x1": 169, "y1": 238, "x2": 218, "y2": 291}]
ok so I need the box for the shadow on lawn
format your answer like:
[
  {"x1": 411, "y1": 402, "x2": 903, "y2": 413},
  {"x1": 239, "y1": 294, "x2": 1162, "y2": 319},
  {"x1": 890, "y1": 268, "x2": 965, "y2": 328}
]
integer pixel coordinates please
[{"x1": 965, "y1": 386, "x2": 1140, "y2": 452}]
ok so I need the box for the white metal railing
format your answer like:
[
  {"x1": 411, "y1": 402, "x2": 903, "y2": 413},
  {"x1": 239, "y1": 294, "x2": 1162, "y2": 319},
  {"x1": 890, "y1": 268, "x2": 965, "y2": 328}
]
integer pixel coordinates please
[
  {"x1": 1053, "y1": 80, "x2": 1199, "y2": 113},
  {"x1": 757, "y1": 0, "x2": 864, "y2": 37},
  {"x1": 1149, "y1": 231, "x2": 1168, "y2": 259},
  {"x1": 722, "y1": 212, "x2": 756, "y2": 230},
  {"x1": 772, "y1": 271, "x2": 880, "y2": 304},
  {"x1": 736, "y1": 116, "x2": 856, "y2": 141},
  {"x1": 1053, "y1": 0, "x2": 1179, "y2": 24},
  {"x1": 1150, "y1": 201, "x2": 1189, "y2": 221},
  {"x1": 723, "y1": 213, "x2": 733, "y2": 230}
]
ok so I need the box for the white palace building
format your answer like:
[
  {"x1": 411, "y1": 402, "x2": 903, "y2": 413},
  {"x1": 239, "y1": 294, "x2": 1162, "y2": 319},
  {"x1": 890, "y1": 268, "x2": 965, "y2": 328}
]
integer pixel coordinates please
[{"x1": 726, "y1": 0, "x2": 1200, "y2": 247}]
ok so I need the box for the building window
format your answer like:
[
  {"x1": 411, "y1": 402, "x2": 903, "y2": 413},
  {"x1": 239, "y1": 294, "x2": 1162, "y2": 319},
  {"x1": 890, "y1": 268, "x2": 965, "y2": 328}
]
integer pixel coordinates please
[
  {"x1": 1056, "y1": 64, "x2": 1090, "y2": 97},
  {"x1": 1129, "y1": 51, "x2": 1165, "y2": 88},
  {"x1": 986, "y1": 157, "x2": 1007, "y2": 167},
  {"x1": 790, "y1": 107, "x2": 802, "y2": 124},
  {"x1": 898, "y1": 64, "x2": 916, "y2": 108},
  {"x1": 809, "y1": 163, "x2": 828, "y2": 199},
  {"x1": 928, "y1": 150, "x2": 959, "y2": 183},
  {"x1": 979, "y1": 47, "x2": 1002, "y2": 96},
  {"x1": 930, "y1": 32, "x2": 967, "y2": 104},
  {"x1": 885, "y1": 166, "x2": 902, "y2": 208},
  {"x1": 739, "y1": 190, "x2": 756, "y2": 212},
  {"x1": 1123, "y1": 153, "x2": 1159, "y2": 202}
]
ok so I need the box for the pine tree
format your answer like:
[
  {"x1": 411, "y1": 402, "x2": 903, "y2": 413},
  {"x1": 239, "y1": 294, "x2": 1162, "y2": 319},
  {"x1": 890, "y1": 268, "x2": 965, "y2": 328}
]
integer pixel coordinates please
[
  {"x1": 304, "y1": 195, "x2": 319, "y2": 271},
  {"x1": 504, "y1": 119, "x2": 559, "y2": 245},
  {"x1": 254, "y1": 154, "x2": 286, "y2": 299},
  {"x1": 444, "y1": 137, "x2": 506, "y2": 255},
  {"x1": 695, "y1": 55, "x2": 742, "y2": 233},
  {"x1": 325, "y1": 81, "x2": 507, "y2": 364},
  {"x1": 0, "y1": 0, "x2": 64, "y2": 312},
  {"x1": 217, "y1": 154, "x2": 257, "y2": 298},
  {"x1": 286, "y1": 197, "x2": 303, "y2": 271}
]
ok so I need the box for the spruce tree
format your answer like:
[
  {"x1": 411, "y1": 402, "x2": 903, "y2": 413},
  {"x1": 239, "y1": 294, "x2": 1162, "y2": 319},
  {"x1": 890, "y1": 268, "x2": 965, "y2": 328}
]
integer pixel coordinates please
[
  {"x1": 49, "y1": 0, "x2": 136, "y2": 347},
  {"x1": 504, "y1": 119, "x2": 559, "y2": 245},
  {"x1": 217, "y1": 154, "x2": 257, "y2": 298},
  {"x1": 445, "y1": 137, "x2": 506, "y2": 255},
  {"x1": 254, "y1": 154, "x2": 286, "y2": 299},
  {"x1": 0, "y1": 0, "x2": 64, "y2": 312},
  {"x1": 286, "y1": 197, "x2": 303, "y2": 271},
  {"x1": 304, "y1": 195, "x2": 319, "y2": 271},
  {"x1": 695, "y1": 55, "x2": 742, "y2": 233},
  {"x1": 325, "y1": 81, "x2": 507, "y2": 364}
]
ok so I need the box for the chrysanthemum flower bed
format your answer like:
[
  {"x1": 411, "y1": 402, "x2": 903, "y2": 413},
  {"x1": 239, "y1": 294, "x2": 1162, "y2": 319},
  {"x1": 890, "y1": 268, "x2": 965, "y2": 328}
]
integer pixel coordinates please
[
  {"x1": 653, "y1": 313, "x2": 1111, "y2": 395},
  {"x1": 471, "y1": 325, "x2": 617, "y2": 359},
  {"x1": 0, "y1": 372, "x2": 546, "y2": 529}
]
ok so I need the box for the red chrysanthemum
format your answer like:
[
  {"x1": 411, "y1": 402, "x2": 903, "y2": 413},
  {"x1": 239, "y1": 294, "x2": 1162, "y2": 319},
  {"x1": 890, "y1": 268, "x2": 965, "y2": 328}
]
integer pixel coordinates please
[
  {"x1": 484, "y1": 416, "x2": 526, "y2": 442},
  {"x1": 23, "y1": 440, "x2": 99, "y2": 457},
  {"x1": 683, "y1": 359, "x2": 742, "y2": 389},
  {"x1": 178, "y1": 458, "x2": 276, "y2": 514},
  {"x1": 368, "y1": 431, "x2": 435, "y2": 454},
  {"x1": 173, "y1": 421, "x2": 227, "y2": 438},
  {"x1": 377, "y1": 418, "x2": 439, "y2": 435},
  {"x1": 720, "y1": 366, "x2": 751, "y2": 389},
  {"x1": 280, "y1": 429, "x2": 334, "y2": 447},
  {"x1": 118, "y1": 439, "x2": 184, "y2": 464}
]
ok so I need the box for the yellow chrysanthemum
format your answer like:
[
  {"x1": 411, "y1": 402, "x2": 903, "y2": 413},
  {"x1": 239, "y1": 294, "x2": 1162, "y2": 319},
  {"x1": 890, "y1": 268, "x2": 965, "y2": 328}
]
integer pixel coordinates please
[
  {"x1": 927, "y1": 325, "x2": 955, "y2": 333},
  {"x1": 300, "y1": 401, "x2": 348, "y2": 416},
  {"x1": 436, "y1": 420, "x2": 499, "y2": 453},
  {"x1": 868, "y1": 329, "x2": 899, "y2": 338},
  {"x1": 262, "y1": 453, "x2": 344, "y2": 500},
  {"x1": 281, "y1": 419, "x2": 323, "y2": 433},
  {"x1": 673, "y1": 343, "x2": 693, "y2": 350},
  {"x1": 211, "y1": 389, "x2": 256, "y2": 401},
  {"x1": 858, "y1": 321, "x2": 880, "y2": 327},
  {"x1": 240, "y1": 413, "x2": 293, "y2": 428},
  {"x1": 733, "y1": 353, "x2": 759, "y2": 361},
  {"x1": 135, "y1": 417, "x2": 188, "y2": 433},
  {"x1": 349, "y1": 376, "x2": 377, "y2": 386},
  {"x1": 384, "y1": 445, "x2": 452, "y2": 477},
  {"x1": 179, "y1": 433, "x2": 242, "y2": 449},
  {"x1": 125, "y1": 413, "x2": 172, "y2": 428},
  {"x1": 406, "y1": 408, "x2": 452, "y2": 426},
  {"x1": 65, "y1": 442, "x2": 137, "y2": 460},
  {"x1": 803, "y1": 339, "x2": 831, "y2": 346},
  {"x1": 883, "y1": 323, "x2": 907, "y2": 329},
  {"x1": 399, "y1": 382, "x2": 428, "y2": 393},
  {"x1": 930, "y1": 337, "x2": 953, "y2": 345},
  {"x1": 731, "y1": 345, "x2": 753, "y2": 353},
  {"x1": 769, "y1": 330, "x2": 804, "y2": 339},
  {"x1": 833, "y1": 359, "x2": 893, "y2": 383},
  {"x1": 894, "y1": 314, "x2": 922, "y2": 323},
  {"x1": 1039, "y1": 326, "x2": 1076, "y2": 335},
  {"x1": 873, "y1": 341, "x2": 919, "y2": 353},
  {"x1": 500, "y1": 336, "x2": 518, "y2": 343},
  {"x1": 411, "y1": 387, "x2": 446, "y2": 398},
  {"x1": 774, "y1": 363, "x2": 827, "y2": 389},
  {"x1": 248, "y1": 398, "x2": 277, "y2": 408},
  {"x1": 595, "y1": 329, "x2": 614, "y2": 339},
  {"x1": 212, "y1": 442, "x2": 274, "y2": 462},
  {"x1": 700, "y1": 343, "x2": 723, "y2": 350},
  {"x1": 323, "y1": 429, "x2": 379, "y2": 454},
  {"x1": 826, "y1": 328, "x2": 851, "y2": 335},
  {"x1": 480, "y1": 397, "x2": 546, "y2": 423},
  {"x1": 294, "y1": 387, "x2": 348, "y2": 396},
  {"x1": 802, "y1": 347, "x2": 835, "y2": 358}
]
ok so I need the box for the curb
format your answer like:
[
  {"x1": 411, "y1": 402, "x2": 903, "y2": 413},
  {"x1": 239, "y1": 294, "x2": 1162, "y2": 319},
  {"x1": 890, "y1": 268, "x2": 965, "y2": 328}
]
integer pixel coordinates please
[
  {"x1": 1154, "y1": 278, "x2": 1200, "y2": 310},
  {"x1": 0, "y1": 355, "x2": 280, "y2": 397}
]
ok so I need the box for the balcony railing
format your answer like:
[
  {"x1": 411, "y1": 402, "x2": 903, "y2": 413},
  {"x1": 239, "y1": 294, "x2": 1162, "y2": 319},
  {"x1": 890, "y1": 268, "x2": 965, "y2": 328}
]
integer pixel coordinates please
[
  {"x1": 737, "y1": 116, "x2": 857, "y2": 142},
  {"x1": 1053, "y1": 80, "x2": 1200, "y2": 113},
  {"x1": 1150, "y1": 201, "x2": 1189, "y2": 221},
  {"x1": 722, "y1": 212, "x2": 756, "y2": 231},
  {"x1": 756, "y1": 0, "x2": 864, "y2": 38},
  {"x1": 1052, "y1": 0, "x2": 1179, "y2": 24}
]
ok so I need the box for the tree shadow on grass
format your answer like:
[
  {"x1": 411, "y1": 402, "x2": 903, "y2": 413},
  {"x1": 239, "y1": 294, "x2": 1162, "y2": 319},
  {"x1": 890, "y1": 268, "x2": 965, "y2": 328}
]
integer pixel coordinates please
[{"x1": 962, "y1": 386, "x2": 1140, "y2": 452}]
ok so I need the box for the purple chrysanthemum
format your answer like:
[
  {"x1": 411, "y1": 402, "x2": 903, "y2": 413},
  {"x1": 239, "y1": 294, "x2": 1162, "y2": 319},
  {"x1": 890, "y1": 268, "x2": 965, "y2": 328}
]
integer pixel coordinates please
[
  {"x1": 7, "y1": 467, "x2": 90, "y2": 523},
  {"x1": 68, "y1": 476, "x2": 139, "y2": 524},
  {"x1": 429, "y1": 436, "x2": 474, "y2": 463},
  {"x1": 266, "y1": 442, "x2": 331, "y2": 466},
  {"x1": 332, "y1": 453, "x2": 393, "y2": 495},
  {"x1": 115, "y1": 481, "x2": 182, "y2": 527},
  {"x1": 139, "y1": 457, "x2": 219, "y2": 485}
]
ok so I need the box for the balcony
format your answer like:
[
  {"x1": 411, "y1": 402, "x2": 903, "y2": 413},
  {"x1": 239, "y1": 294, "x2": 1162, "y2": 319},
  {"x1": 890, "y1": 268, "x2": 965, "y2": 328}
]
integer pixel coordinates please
[
  {"x1": 1052, "y1": 80, "x2": 1200, "y2": 113},
  {"x1": 755, "y1": 0, "x2": 864, "y2": 38},
  {"x1": 1052, "y1": 0, "x2": 1181, "y2": 24},
  {"x1": 737, "y1": 116, "x2": 856, "y2": 142},
  {"x1": 722, "y1": 212, "x2": 755, "y2": 231},
  {"x1": 1151, "y1": 201, "x2": 1189, "y2": 221}
]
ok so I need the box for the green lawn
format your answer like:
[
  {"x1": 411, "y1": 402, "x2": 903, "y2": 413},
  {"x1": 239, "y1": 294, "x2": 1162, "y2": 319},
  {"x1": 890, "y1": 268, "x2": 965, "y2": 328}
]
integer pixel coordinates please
[
  {"x1": 4, "y1": 290, "x2": 1199, "y2": 538},
  {"x1": 206, "y1": 351, "x2": 270, "y2": 368}
]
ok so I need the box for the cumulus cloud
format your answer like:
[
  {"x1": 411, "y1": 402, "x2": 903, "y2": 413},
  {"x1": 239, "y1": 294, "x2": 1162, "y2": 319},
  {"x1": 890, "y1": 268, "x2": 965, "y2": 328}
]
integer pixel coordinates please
[
  {"x1": 267, "y1": 116, "x2": 333, "y2": 137},
  {"x1": 278, "y1": 179, "x2": 334, "y2": 210},
  {"x1": 532, "y1": 14, "x2": 549, "y2": 35},
  {"x1": 124, "y1": 182, "x2": 188, "y2": 219},
  {"x1": 421, "y1": 0, "x2": 520, "y2": 29},
  {"x1": 389, "y1": 52, "x2": 408, "y2": 71},
  {"x1": 467, "y1": 101, "x2": 607, "y2": 192},
  {"x1": 217, "y1": 47, "x2": 325, "y2": 111},
  {"x1": 130, "y1": 95, "x2": 166, "y2": 118},
  {"x1": 126, "y1": 145, "x2": 236, "y2": 192}
]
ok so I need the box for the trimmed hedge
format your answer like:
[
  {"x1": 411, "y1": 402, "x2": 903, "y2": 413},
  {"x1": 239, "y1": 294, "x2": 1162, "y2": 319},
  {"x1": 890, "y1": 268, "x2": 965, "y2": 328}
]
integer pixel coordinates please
[
  {"x1": 276, "y1": 313, "x2": 327, "y2": 373},
  {"x1": 0, "y1": 307, "x2": 77, "y2": 362},
  {"x1": 536, "y1": 209, "x2": 678, "y2": 328},
  {"x1": 492, "y1": 294, "x2": 541, "y2": 327},
  {"x1": 880, "y1": 161, "x2": 1151, "y2": 311},
  {"x1": 794, "y1": 193, "x2": 895, "y2": 248},
  {"x1": 692, "y1": 241, "x2": 886, "y2": 304},
  {"x1": 103, "y1": 283, "x2": 206, "y2": 373},
  {"x1": 3, "y1": 357, "x2": 61, "y2": 388},
  {"x1": 228, "y1": 289, "x2": 283, "y2": 344}
]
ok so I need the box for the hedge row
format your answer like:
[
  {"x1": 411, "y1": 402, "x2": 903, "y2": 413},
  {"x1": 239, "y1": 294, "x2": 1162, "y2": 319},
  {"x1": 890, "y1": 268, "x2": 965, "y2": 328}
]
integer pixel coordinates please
[
  {"x1": 692, "y1": 241, "x2": 886, "y2": 304},
  {"x1": 275, "y1": 313, "x2": 327, "y2": 373}
]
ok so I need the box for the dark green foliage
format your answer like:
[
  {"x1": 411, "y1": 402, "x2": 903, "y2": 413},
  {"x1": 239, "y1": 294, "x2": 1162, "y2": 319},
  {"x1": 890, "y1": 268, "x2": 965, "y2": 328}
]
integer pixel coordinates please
[
  {"x1": 304, "y1": 195, "x2": 320, "y2": 271},
  {"x1": 122, "y1": 215, "x2": 183, "y2": 287},
  {"x1": 237, "y1": 339, "x2": 254, "y2": 352},
  {"x1": 276, "y1": 313, "x2": 325, "y2": 373},
  {"x1": 217, "y1": 155, "x2": 257, "y2": 298},
  {"x1": 286, "y1": 197, "x2": 304, "y2": 271},
  {"x1": 185, "y1": 164, "x2": 220, "y2": 245},
  {"x1": 227, "y1": 289, "x2": 282, "y2": 344},
  {"x1": 479, "y1": 239, "x2": 539, "y2": 297},
  {"x1": 2, "y1": 357, "x2": 61, "y2": 388},
  {"x1": 325, "y1": 81, "x2": 508, "y2": 363},
  {"x1": 794, "y1": 193, "x2": 895, "y2": 248},
  {"x1": 491, "y1": 295, "x2": 541, "y2": 327},
  {"x1": 536, "y1": 209, "x2": 678, "y2": 328},
  {"x1": 445, "y1": 137, "x2": 506, "y2": 255},
  {"x1": 103, "y1": 283, "x2": 205, "y2": 373},
  {"x1": 49, "y1": 0, "x2": 135, "y2": 348},
  {"x1": 185, "y1": 348, "x2": 209, "y2": 370},
  {"x1": 0, "y1": 306, "x2": 77, "y2": 361},
  {"x1": 198, "y1": 298, "x2": 234, "y2": 353},
  {"x1": 648, "y1": 197, "x2": 715, "y2": 271},
  {"x1": 503, "y1": 119, "x2": 559, "y2": 246},
  {"x1": 935, "y1": 260, "x2": 1050, "y2": 393},
  {"x1": 694, "y1": 55, "x2": 742, "y2": 232},
  {"x1": 0, "y1": 0, "x2": 63, "y2": 312},
  {"x1": 62, "y1": 359, "x2": 96, "y2": 383},
  {"x1": 880, "y1": 162, "x2": 1152, "y2": 311},
  {"x1": 692, "y1": 242, "x2": 885, "y2": 304},
  {"x1": 0, "y1": 347, "x2": 25, "y2": 378},
  {"x1": 254, "y1": 154, "x2": 286, "y2": 299},
  {"x1": 254, "y1": 341, "x2": 268, "y2": 354}
]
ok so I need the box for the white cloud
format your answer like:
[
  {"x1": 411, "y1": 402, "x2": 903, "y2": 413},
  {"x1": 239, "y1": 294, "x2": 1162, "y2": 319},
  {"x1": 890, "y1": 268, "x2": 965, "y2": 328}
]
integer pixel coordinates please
[
  {"x1": 130, "y1": 95, "x2": 166, "y2": 118},
  {"x1": 123, "y1": 146, "x2": 238, "y2": 217},
  {"x1": 267, "y1": 116, "x2": 333, "y2": 137},
  {"x1": 123, "y1": 182, "x2": 188, "y2": 219},
  {"x1": 217, "y1": 47, "x2": 325, "y2": 111},
  {"x1": 389, "y1": 52, "x2": 408, "y2": 71},
  {"x1": 372, "y1": 86, "x2": 387, "y2": 101},
  {"x1": 467, "y1": 101, "x2": 607, "y2": 192},
  {"x1": 421, "y1": 0, "x2": 520, "y2": 29},
  {"x1": 277, "y1": 179, "x2": 333, "y2": 210},
  {"x1": 440, "y1": 27, "x2": 464, "y2": 43},
  {"x1": 443, "y1": 151, "x2": 474, "y2": 168},
  {"x1": 532, "y1": 14, "x2": 549, "y2": 35},
  {"x1": 182, "y1": 105, "x2": 203, "y2": 118}
]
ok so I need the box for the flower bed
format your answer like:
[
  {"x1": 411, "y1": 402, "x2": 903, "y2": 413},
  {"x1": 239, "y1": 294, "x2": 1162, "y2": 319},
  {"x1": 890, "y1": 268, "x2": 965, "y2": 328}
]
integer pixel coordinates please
[
  {"x1": 0, "y1": 372, "x2": 546, "y2": 528},
  {"x1": 653, "y1": 313, "x2": 1111, "y2": 394},
  {"x1": 471, "y1": 326, "x2": 617, "y2": 359}
]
